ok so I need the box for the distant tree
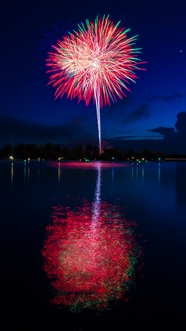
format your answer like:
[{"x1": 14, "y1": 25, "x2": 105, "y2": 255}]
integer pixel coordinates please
[
  {"x1": 141, "y1": 148, "x2": 148, "y2": 157},
  {"x1": 76, "y1": 144, "x2": 83, "y2": 159},
  {"x1": 14, "y1": 143, "x2": 26, "y2": 159},
  {"x1": 141, "y1": 148, "x2": 152, "y2": 160},
  {"x1": 154, "y1": 150, "x2": 165, "y2": 160},
  {"x1": 102, "y1": 147, "x2": 126, "y2": 161},
  {"x1": 53, "y1": 144, "x2": 62, "y2": 159},
  {"x1": 0, "y1": 144, "x2": 12, "y2": 158},
  {"x1": 85, "y1": 142, "x2": 93, "y2": 158},
  {"x1": 42, "y1": 142, "x2": 54, "y2": 159},
  {"x1": 92, "y1": 145, "x2": 99, "y2": 159},
  {"x1": 25, "y1": 143, "x2": 39, "y2": 159},
  {"x1": 127, "y1": 149, "x2": 135, "y2": 158},
  {"x1": 62, "y1": 146, "x2": 70, "y2": 159}
]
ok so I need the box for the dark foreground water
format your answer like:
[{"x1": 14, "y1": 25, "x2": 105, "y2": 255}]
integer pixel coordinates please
[{"x1": 0, "y1": 160, "x2": 186, "y2": 330}]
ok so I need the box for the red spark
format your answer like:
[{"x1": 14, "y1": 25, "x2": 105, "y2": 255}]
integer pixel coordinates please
[
  {"x1": 42, "y1": 201, "x2": 141, "y2": 311},
  {"x1": 45, "y1": 15, "x2": 146, "y2": 154}
]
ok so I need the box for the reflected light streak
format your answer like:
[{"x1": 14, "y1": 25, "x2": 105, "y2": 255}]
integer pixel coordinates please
[
  {"x1": 11, "y1": 162, "x2": 14, "y2": 189},
  {"x1": 42, "y1": 201, "x2": 140, "y2": 312},
  {"x1": 136, "y1": 165, "x2": 139, "y2": 178},
  {"x1": 24, "y1": 162, "x2": 26, "y2": 185},
  {"x1": 92, "y1": 164, "x2": 101, "y2": 225},
  {"x1": 112, "y1": 166, "x2": 114, "y2": 184},
  {"x1": 142, "y1": 167, "x2": 144, "y2": 185},
  {"x1": 50, "y1": 161, "x2": 129, "y2": 169},
  {"x1": 27, "y1": 164, "x2": 30, "y2": 183},
  {"x1": 42, "y1": 166, "x2": 142, "y2": 312},
  {"x1": 158, "y1": 164, "x2": 161, "y2": 187},
  {"x1": 131, "y1": 165, "x2": 134, "y2": 183},
  {"x1": 58, "y1": 162, "x2": 61, "y2": 184},
  {"x1": 37, "y1": 167, "x2": 40, "y2": 181}
]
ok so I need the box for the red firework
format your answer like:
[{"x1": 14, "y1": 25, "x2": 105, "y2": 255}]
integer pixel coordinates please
[
  {"x1": 46, "y1": 15, "x2": 145, "y2": 106},
  {"x1": 46, "y1": 15, "x2": 146, "y2": 154}
]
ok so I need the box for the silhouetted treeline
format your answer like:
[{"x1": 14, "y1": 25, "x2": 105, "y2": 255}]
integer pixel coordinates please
[
  {"x1": 0, "y1": 142, "x2": 185, "y2": 161},
  {"x1": 0, "y1": 143, "x2": 99, "y2": 160}
]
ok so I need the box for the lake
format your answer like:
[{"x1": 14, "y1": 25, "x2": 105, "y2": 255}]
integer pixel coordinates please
[{"x1": 1, "y1": 160, "x2": 186, "y2": 330}]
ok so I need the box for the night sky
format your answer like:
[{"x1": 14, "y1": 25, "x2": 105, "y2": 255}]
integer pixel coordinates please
[{"x1": 1, "y1": 0, "x2": 186, "y2": 153}]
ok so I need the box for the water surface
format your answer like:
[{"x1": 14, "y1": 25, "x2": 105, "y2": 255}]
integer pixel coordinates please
[{"x1": 1, "y1": 161, "x2": 186, "y2": 330}]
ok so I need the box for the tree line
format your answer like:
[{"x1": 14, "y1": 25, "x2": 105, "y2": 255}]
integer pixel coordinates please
[{"x1": 0, "y1": 142, "x2": 184, "y2": 161}]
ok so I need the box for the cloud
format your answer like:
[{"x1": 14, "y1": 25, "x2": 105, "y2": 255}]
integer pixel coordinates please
[
  {"x1": 124, "y1": 104, "x2": 149, "y2": 123},
  {"x1": 148, "y1": 127, "x2": 175, "y2": 137},
  {"x1": 0, "y1": 115, "x2": 93, "y2": 147},
  {"x1": 109, "y1": 95, "x2": 132, "y2": 111},
  {"x1": 106, "y1": 111, "x2": 186, "y2": 154},
  {"x1": 148, "y1": 92, "x2": 182, "y2": 103},
  {"x1": 1, "y1": 111, "x2": 186, "y2": 154},
  {"x1": 110, "y1": 135, "x2": 162, "y2": 140},
  {"x1": 149, "y1": 111, "x2": 186, "y2": 138},
  {"x1": 110, "y1": 135, "x2": 140, "y2": 140},
  {"x1": 147, "y1": 111, "x2": 186, "y2": 153},
  {"x1": 175, "y1": 111, "x2": 186, "y2": 132},
  {"x1": 174, "y1": 92, "x2": 182, "y2": 98},
  {"x1": 73, "y1": 118, "x2": 82, "y2": 124}
]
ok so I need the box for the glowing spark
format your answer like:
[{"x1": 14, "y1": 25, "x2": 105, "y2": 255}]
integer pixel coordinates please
[
  {"x1": 42, "y1": 201, "x2": 141, "y2": 312},
  {"x1": 46, "y1": 15, "x2": 146, "y2": 154}
]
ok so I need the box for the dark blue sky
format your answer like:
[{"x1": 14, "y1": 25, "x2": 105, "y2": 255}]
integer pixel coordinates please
[{"x1": 0, "y1": 0, "x2": 186, "y2": 153}]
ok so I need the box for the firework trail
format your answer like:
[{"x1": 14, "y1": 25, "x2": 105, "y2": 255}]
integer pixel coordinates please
[{"x1": 46, "y1": 15, "x2": 146, "y2": 154}]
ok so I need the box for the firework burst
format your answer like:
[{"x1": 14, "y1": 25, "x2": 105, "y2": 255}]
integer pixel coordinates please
[{"x1": 46, "y1": 15, "x2": 146, "y2": 154}]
